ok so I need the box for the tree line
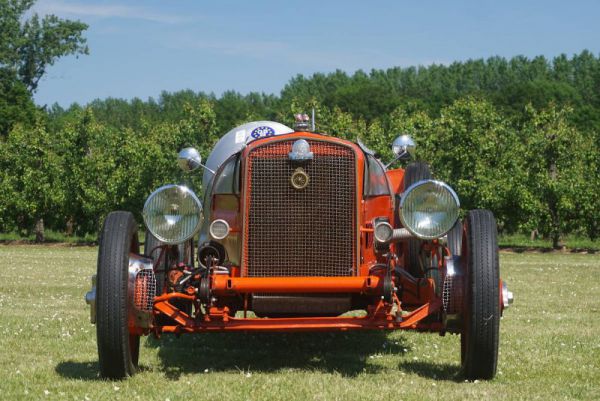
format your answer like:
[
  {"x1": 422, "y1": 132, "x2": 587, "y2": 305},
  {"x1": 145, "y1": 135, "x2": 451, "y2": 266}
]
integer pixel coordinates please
[{"x1": 1, "y1": 1, "x2": 599, "y2": 247}]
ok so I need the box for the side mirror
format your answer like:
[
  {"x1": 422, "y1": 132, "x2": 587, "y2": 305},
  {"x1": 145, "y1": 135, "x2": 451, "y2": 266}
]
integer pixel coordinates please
[
  {"x1": 385, "y1": 135, "x2": 416, "y2": 168},
  {"x1": 177, "y1": 147, "x2": 202, "y2": 172},
  {"x1": 392, "y1": 135, "x2": 416, "y2": 158}
]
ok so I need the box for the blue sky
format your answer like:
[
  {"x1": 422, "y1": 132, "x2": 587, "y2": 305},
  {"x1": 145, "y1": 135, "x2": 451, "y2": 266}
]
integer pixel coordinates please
[{"x1": 31, "y1": 0, "x2": 600, "y2": 107}]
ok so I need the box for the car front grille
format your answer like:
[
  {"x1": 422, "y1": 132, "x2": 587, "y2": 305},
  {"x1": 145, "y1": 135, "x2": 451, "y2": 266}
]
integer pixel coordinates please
[{"x1": 243, "y1": 138, "x2": 356, "y2": 277}]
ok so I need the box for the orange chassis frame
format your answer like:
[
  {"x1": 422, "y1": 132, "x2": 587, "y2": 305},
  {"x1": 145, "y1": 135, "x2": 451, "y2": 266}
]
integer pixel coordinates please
[
  {"x1": 142, "y1": 244, "x2": 505, "y2": 336},
  {"x1": 151, "y1": 291, "x2": 444, "y2": 334},
  {"x1": 137, "y1": 241, "x2": 478, "y2": 336}
]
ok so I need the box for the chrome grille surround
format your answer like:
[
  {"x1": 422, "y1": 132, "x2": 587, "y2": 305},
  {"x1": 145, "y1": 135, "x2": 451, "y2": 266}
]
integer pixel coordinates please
[{"x1": 243, "y1": 138, "x2": 357, "y2": 277}]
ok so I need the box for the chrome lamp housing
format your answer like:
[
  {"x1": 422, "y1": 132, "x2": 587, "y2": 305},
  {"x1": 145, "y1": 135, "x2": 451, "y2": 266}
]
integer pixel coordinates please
[
  {"x1": 399, "y1": 179, "x2": 460, "y2": 239},
  {"x1": 392, "y1": 135, "x2": 416, "y2": 158},
  {"x1": 386, "y1": 135, "x2": 416, "y2": 168},
  {"x1": 177, "y1": 147, "x2": 202, "y2": 172},
  {"x1": 142, "y1": 184, "x2": 203, "y2": 244}
]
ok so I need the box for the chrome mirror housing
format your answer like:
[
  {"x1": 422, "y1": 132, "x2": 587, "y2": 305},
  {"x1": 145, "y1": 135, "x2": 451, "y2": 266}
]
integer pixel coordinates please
[
  {"x1": 385, "y1": 135, "x2": 416, "y2": 168},
  {"x1": 392, "y1": 135, "x2": 416, "y2": 159},
  {"x1": 177, "y1": 147, "x2": 202, "y2": 172}
]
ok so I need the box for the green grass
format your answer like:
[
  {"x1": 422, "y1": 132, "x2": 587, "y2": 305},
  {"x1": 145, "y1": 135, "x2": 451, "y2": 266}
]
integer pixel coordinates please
[
  {"x1": 498, "y1": 233, "x2": 600, "y2": 251},
  {"x1": 0, "y1": 230, "x2": 97, "y2": 244},
  {"x1": 0, "y1": 246, "x2": 599, "y2": 400}
]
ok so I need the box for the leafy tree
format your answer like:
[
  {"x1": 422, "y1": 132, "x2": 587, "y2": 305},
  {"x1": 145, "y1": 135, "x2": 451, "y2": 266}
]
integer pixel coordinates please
[
  {"x1": 0, "y1": 68, "x2": 36, "y2": 136},
  {"x1": 0, "y1": 0, "x2": 89, "y2": 92},
  {"x1": 50, "y1": 100, "x2": 219, "y2": 235},
  {"x1": 520, "y1": 104, "x2": 592, "y2": 248},
  {"x1": 381, "y1": 99, "x2": 529, "y2": 232},
  {"x1": 4, "y1": 45, "x2": 600, "y2": 242},
  {"x1": 177, "y1": 99, "x2": 219, "y2": 158},
  {"x1": 0, "y1": 115, "x2": 63, "y2": 240}
]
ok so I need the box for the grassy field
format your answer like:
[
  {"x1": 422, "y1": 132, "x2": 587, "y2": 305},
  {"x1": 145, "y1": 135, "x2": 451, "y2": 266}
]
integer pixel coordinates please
[
  {"x1": 0, "y1": 246, "x2": 598, "y2": 400},
  {"x1": 498, "y1": 234, "x2": 600, "y2": 252}
]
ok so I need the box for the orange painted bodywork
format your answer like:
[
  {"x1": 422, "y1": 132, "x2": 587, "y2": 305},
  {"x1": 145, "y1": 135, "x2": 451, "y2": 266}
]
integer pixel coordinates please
[
  {"x1": 211, "y1": 195, "x2": 240, "y2": 230},
  {"x1": 361, "y1": 194, "x2": 395, "y2": 272},
  {"x1": 143, "y1": 132, "x2": 449, "y2": 335},
  {"x1": 386, "y1": 168, "x2": 405, "y2": 193},
  {"x1": 211, "y1": 275, "x2": 383, "y2": 294}
]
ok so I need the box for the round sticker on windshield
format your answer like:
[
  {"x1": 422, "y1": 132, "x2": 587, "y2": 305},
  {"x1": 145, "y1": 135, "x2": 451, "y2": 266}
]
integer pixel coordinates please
[{"x1": 251, "y1": 126, "x2": 275, "y2": 139}]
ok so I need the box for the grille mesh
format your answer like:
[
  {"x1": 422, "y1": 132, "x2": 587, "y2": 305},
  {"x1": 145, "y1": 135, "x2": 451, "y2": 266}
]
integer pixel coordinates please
[
  {"x1": 244, "y1": 139, "x2": 356, "y2": 277},
  {"x1": 134, "y1": 269, "x2": 156, "y2": 312},
  {"x1": 442, "y1": 275, "x2": 463, "y2": 314}
]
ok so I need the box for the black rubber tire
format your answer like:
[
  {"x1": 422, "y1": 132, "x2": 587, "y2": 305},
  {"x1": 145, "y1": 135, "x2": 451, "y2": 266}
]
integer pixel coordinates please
[
  {"x1": 403, "y1": 162, "x2": 431, "y2": 277},
  {"x1": 447, "y1": 220, "x2": 463, "y2": 257},
  {"x1": 460, "y1": 210, "x2": 500, "y2": 380},
  {"x1": 96, "y1": 211, "x2": 140, "y2": 379}
]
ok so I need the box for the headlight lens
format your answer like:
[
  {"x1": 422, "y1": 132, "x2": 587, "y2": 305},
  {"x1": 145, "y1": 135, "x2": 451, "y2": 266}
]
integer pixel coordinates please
[
  {"x1": 400, "y1": 180, "x2": 459, "y2": 239},
  {"x1": 374, "y1": 221, "x2": 393, "y2": 243},
  {"x1": 143, "y1": 185, "x2": 203, "y2": 244}
]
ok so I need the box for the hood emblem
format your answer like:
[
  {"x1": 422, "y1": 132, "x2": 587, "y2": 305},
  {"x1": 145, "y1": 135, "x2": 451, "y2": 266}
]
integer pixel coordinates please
[
  {"x1": 289, "y1": 139, "x2": 313, "y2": 161},
  {"x1": 291, "y1": 167, "x2": 309, "y2": 190}
]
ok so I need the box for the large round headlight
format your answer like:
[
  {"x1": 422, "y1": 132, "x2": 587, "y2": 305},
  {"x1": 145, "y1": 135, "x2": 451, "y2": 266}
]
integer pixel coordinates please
[
  {"x1": 143, "y1": 185, "x2": 203, "y2": 244},
  {"x1": 400, "y1": 180, "x2": 459, "y2": 239}
]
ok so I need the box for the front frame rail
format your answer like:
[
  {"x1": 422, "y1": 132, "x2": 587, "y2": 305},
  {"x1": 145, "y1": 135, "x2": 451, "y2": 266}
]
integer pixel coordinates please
[{"x1": 151, "y1": 295, "x2": 443, "y2": 334}]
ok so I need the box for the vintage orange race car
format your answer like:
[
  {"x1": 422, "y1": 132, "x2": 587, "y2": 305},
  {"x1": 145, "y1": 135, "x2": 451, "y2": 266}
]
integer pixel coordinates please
[{"x1": 85, "y1": 117, "x2": 513, "y2": 380}]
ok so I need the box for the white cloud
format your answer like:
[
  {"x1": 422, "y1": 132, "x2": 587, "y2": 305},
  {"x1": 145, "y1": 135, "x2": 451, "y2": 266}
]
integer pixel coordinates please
[{"x1": 33, "y1": 0, "x2": 191, "y2": 24}]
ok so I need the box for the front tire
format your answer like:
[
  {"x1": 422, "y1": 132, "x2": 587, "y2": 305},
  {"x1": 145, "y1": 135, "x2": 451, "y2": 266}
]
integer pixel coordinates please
[
  {"x1": 97, "y1": 211, "x2": 140, "y2": 379},
  {"x1": 460, "y1": 210, "x2": 500, "y2": 380},
  {"x1": 447, "y1": 220, "x2": 463, "y2": 257}
]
